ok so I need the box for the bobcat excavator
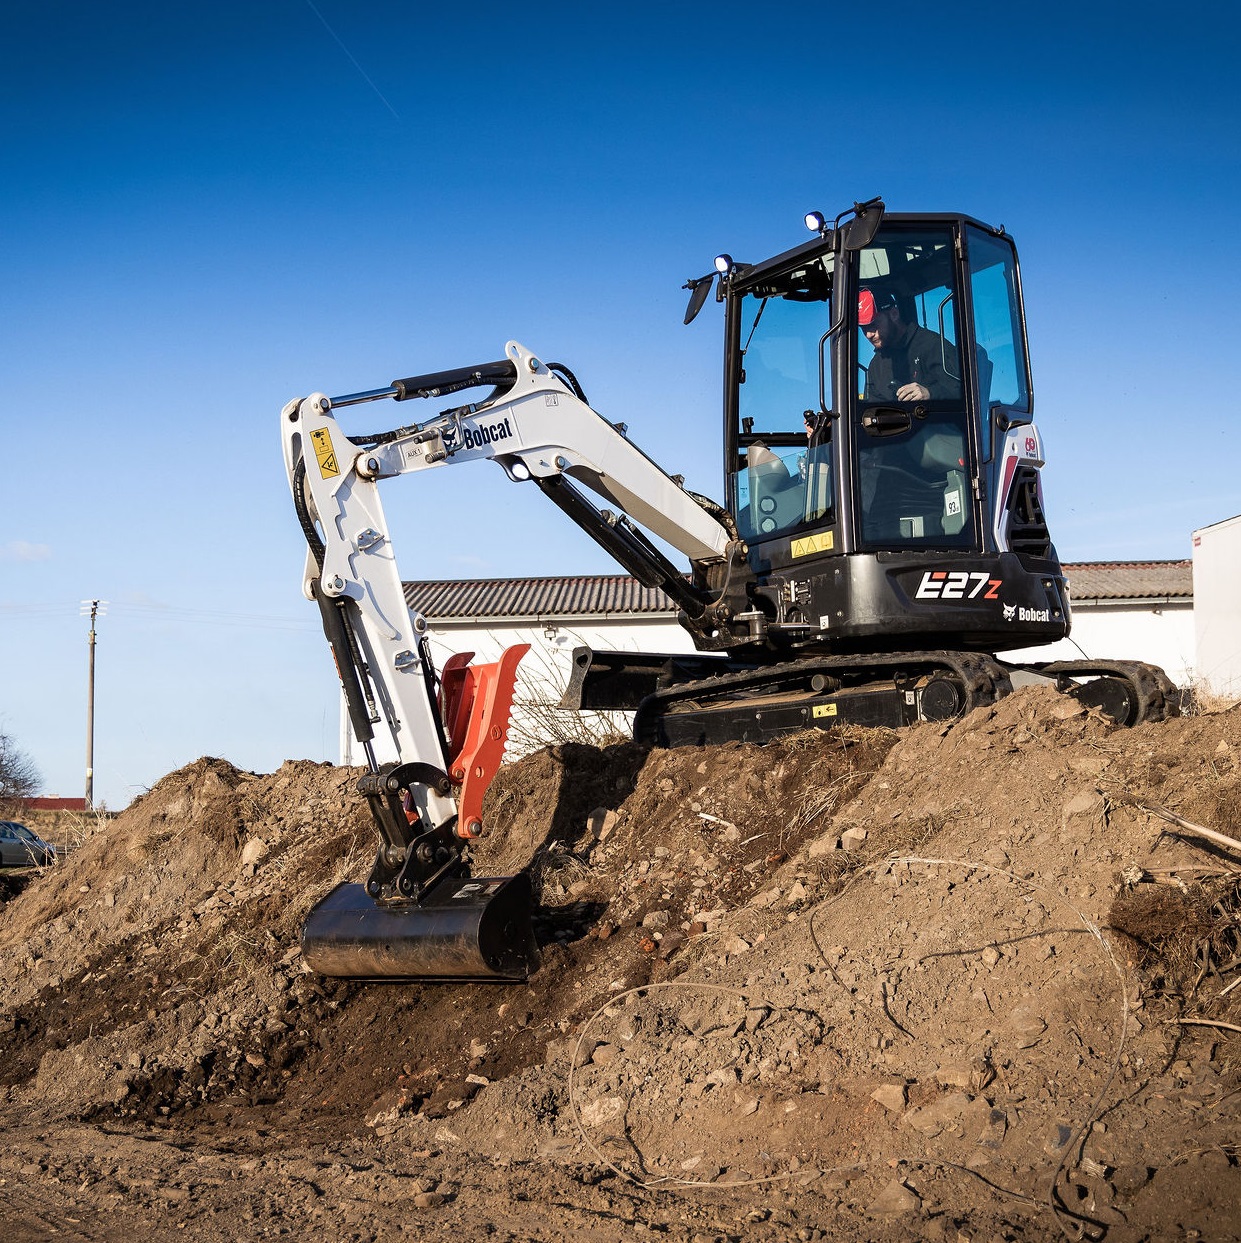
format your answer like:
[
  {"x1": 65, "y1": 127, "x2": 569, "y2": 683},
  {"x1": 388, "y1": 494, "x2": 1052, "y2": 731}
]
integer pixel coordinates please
[{"x1": 282, "y1": 198, "x2": 1176, "y2": 983}]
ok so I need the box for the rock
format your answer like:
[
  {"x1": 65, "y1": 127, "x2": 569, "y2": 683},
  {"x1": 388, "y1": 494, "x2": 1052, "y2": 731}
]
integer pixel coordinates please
[
  {"x1": 807, "y1": 834, "x2": 841, "y2": 857},
  {"x1": 871, "y1": 1083, "x2": 908, "y2": 1112},
  {"x1": 934, "y1": 1057, "x2": 994, "y2": 1092},
  {"x1": 959, "y1": 1098, "x2": 1007, "y2": 1147},
  {"x1": 240, "y1": 838, "x2": 267, "y2": 868},
  {"x1": 1063, "y1": 789, "x2": 1100, "y2": 819},
  {"x1": 587, "y1": 808, "x2": 618, "y2": 840},
  {"x1": 869, "y1": 1178, "x2": 922, "y2": 1214},
  {"x1": 1111, "y1": 1163, "x2": 1153, "y2": 1196},
  {"x1": 744, "y1": 1006, "x2": 770, "y2": 1033},
  {"x1": 840, "y1": 827, "x2": 867, "y2": 851},
  {"x1": 904, "y1": 1091, "x2": 973, "y2": 1137},
  {"x1": 578, "y1": 1096, "x2": 625, "y2": 1128},
  {"x1": 1007, "y1": 1005, "x2": 1047, "y2": 1048},
  {"x1": 1044, "y1": 1122, "x2": 1074, "y2": 1156}
]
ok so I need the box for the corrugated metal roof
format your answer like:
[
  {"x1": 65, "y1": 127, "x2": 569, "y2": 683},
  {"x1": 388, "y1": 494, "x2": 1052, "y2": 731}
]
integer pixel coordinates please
[
  {"x1": 1064, "y1": 560, "x2": 1193, "y2": 602},
  {"x1": 406, "y1": 560, "x2": 1194, "y2": 621},
  {"x1": 405, "y1": 575, "x2": 674, "y2": 619}
]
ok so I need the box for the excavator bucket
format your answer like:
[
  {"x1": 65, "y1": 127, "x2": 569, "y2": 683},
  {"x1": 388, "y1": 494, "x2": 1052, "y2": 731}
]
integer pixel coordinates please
[
  {"x1": 301, "y1": 644, "x2": 541, "y2": 982},
  {"x1": 301, "y1": 872, "x2": 539, "y2": 980}
]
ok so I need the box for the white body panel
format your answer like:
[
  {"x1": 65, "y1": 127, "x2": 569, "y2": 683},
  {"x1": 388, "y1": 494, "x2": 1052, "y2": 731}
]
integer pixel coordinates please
[{"x1": 992, "y1": 423, "x2": 1046, "y2": 554}]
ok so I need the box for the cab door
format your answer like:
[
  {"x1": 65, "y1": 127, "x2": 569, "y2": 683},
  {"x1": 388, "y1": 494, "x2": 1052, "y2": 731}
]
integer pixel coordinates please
[{"x1": 852, "y1": 223, "x2": 979, "y2": 552}]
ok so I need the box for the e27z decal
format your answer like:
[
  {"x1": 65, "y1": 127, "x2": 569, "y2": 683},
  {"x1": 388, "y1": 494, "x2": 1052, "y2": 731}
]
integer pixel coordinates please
[{"x1": 915, "y1": 570, "x2": 1001, "y2": 601}]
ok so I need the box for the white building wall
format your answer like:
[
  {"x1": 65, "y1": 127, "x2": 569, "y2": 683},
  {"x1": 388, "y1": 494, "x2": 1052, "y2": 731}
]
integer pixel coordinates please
[
  {"x1": 1004, "y1": 601, "x2": 1196, "y2": 687},
  {"x1": 1194, "y1": 515, "x2": 1241, "y2": 696}
]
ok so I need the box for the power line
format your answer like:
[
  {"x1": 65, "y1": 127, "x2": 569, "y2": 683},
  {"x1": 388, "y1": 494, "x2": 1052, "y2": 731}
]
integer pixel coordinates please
[
  {"x1": 0, "y1": 600, "x2": 318, "y2": 632},
  {"x1": 303, "y1": 0, "x2": 400, "y2": 119}
]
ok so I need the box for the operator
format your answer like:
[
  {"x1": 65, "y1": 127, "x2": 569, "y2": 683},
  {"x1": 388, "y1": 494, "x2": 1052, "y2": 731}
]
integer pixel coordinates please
[{"x1": 859, "y1": 288, "x2": 961, "y2": 403}]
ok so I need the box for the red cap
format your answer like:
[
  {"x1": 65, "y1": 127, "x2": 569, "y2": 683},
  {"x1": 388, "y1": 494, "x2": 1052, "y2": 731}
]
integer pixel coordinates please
[{"x1": 858, "y1": 287, "x2": 895, "y2": 327}]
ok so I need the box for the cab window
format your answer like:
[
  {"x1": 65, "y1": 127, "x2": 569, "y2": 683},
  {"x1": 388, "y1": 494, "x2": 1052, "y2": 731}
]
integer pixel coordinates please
[
  {"x1": 731, "y1": 255, "x2": 835, "y2": 543},
  {"x1": 966, "y1": 226, "x2": 1030, "y2": 412},
  {"x1": 857, "y1": 228, "x2": 962, "y2": 404}
]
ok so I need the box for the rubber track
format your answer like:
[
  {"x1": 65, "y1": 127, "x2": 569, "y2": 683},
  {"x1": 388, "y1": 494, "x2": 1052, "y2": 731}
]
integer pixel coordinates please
[
  {"x1": 1033, "y1": 659, "x2": 1181, "y2": 726},
  {"x1": 633, "y1": 649, "x2": 1014, "y2": 739}
]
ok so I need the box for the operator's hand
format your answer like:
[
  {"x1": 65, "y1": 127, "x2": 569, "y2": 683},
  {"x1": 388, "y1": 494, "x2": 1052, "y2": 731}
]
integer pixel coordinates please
[{"x1": 896, "y1": 382, "x2": 930, "y2": 401}]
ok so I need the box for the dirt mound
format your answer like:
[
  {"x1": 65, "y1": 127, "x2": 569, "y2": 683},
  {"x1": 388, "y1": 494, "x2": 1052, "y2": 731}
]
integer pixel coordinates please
[{"x1": 1, "y1": 692, "x2": 1239, "y2": 1241}]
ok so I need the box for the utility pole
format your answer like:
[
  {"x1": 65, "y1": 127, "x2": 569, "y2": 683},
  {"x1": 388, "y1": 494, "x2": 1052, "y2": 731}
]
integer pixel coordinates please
[{"x1": 80, "y1": 600, "x2": 106, "y2": 811}]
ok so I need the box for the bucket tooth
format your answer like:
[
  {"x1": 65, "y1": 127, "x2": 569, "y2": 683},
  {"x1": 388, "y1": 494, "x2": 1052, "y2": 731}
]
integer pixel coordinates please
[{"x1": 301, "y1": 872, "x2": 540, "y2": 981}]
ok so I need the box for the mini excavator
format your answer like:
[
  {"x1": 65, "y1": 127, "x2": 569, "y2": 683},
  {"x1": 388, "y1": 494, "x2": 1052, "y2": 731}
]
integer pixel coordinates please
[{"x1": 282, "y1": 198, "x2": 1176, "y2": 982}]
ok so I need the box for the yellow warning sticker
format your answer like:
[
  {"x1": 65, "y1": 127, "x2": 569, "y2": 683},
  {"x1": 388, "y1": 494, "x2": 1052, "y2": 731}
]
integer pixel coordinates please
[
  {"x1": 812, "y1": 703, "x2": 838, "y2": 719},
  {"x1": 791, "y1": 530, "x2": 833, "y2": 558},
  {"x1": 310, "y1": 427, "x2": 340, "y2": 479}
]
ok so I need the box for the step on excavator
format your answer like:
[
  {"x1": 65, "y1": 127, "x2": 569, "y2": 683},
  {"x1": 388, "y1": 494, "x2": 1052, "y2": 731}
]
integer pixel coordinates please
[{"x1": 282, "y1": 198, "x2": 1177, "y2": 982}]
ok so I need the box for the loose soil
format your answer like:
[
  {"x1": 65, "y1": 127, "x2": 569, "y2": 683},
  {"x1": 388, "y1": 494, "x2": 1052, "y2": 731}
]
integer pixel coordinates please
[{"x1": 1, "y1": 688, "x2": 1239, "y2": 1241}]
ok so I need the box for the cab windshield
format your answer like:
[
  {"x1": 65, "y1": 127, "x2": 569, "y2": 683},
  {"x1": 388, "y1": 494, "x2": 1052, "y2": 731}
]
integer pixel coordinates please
[
  {"x1": 731, "y1": 252, "x2": 835, "y2": 544},
  {"x1": 854, "y1": 225, "x2": 975, "y2": 549}
]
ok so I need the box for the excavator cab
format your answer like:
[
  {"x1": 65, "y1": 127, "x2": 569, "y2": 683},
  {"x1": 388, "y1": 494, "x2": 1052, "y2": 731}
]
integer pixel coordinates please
[{"x1": 716, "y1": 206, "x2": 1068, "y2": 656}]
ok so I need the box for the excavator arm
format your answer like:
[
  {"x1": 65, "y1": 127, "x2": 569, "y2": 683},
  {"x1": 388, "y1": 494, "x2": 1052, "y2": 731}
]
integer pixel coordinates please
[{"x1": 282, "y1": 340, "x2": 743, "y2": 980}]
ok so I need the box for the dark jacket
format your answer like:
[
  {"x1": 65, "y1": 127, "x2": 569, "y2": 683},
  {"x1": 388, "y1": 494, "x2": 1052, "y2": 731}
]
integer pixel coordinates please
[{"x1": 864, "y1": 323, "x2": 961, "y2": 402}]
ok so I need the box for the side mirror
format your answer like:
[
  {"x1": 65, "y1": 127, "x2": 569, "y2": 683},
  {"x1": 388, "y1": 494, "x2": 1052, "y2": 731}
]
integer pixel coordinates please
[
  {"x1": 683, "y1": 274, "x2": 716, "y2": 325},
  {"x1": 841, "y1": 198, "x2": 885, "y2": 251}
]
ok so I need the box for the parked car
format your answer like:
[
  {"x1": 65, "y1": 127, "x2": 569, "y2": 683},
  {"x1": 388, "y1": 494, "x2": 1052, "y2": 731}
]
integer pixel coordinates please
[{"x1": 0, "y1": 820, "x2": 57, "y2": 867}]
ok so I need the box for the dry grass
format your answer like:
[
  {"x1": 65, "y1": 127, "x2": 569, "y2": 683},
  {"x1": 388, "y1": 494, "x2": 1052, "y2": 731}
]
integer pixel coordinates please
[
  {"x1": 1182, "y1": 681, "x2": 1241, "y2": 717},
  {"x1": 527, "y1": 840, "x2": 594, "y2": 901},
  {"x1": 1110, "y1": 876, "x2": 1241, "y2": 1021},
  {"x1": 506, "y1": 642, "x2": 631, "y2": 755}
]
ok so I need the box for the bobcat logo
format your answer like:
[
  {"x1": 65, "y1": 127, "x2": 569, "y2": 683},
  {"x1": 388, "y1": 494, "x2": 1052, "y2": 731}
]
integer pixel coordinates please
[
  {"x1": 438, "y1": 417, "x2": 514, "y2": 454},
  {"x1": 1002, "y1": 603, "x2": 1017, "y2": 621}
]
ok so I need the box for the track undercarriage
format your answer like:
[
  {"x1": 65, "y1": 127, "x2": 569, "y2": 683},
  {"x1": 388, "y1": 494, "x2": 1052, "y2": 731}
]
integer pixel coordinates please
[{"x1": 601, "y1": 651, "x2": 1180, "y2": 747}]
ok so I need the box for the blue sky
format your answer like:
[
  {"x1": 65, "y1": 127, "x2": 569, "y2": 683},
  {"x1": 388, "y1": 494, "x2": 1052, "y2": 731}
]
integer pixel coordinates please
[{"x1": 3, "y1": 0, "x2": 1239, "y2": 809}]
